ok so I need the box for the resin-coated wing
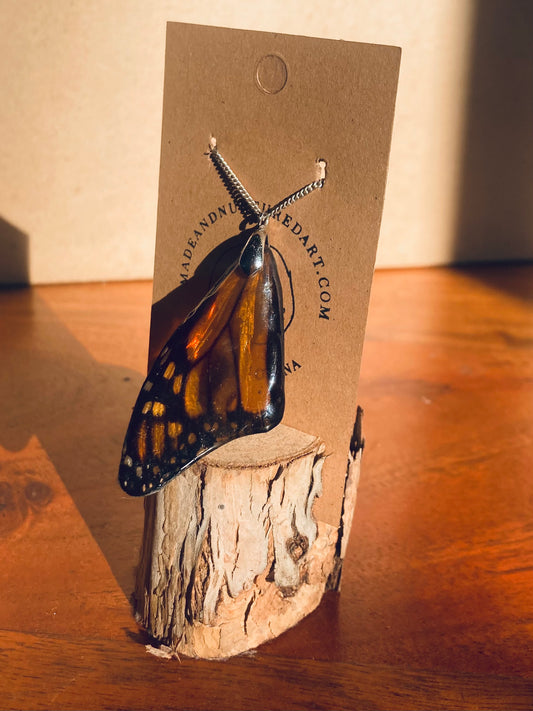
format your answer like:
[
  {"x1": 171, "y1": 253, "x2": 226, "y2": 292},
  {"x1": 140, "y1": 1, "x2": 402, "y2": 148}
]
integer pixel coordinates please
[{"x1": 118, "y1": 228, "x2": 284, "y2": 496}]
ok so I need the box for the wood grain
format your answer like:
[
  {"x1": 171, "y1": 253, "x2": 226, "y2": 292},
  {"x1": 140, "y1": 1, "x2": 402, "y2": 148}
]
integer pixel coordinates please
[{"x1": 1, "y1": 265, "x2": 532, "y2": 709}]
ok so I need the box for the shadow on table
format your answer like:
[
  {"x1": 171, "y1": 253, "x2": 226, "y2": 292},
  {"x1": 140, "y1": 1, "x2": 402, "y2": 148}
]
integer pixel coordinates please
[{"x1": 0, "y1": 286, "x2": 147, "y2": 597}]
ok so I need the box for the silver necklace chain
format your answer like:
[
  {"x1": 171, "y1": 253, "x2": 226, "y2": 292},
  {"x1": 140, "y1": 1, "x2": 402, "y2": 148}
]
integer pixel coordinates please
[
  {"x1": 208, "y1": 143, "x2": 325, "y2": 226},
  {"x1": 264, "y1": 178, "x2": 326, "y2": 223}
]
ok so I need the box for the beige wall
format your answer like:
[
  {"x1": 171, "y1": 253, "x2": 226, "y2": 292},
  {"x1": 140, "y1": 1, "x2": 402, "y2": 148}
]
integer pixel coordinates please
[{"x1": 1, "y1": 1, "x2": 531, "y2": 284}]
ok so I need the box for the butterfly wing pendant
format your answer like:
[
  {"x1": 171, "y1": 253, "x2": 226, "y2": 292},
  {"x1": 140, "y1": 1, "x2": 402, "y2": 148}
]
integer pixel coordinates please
[{"x1": 119, "y1": 227, "x2": 284, "y2": 496}]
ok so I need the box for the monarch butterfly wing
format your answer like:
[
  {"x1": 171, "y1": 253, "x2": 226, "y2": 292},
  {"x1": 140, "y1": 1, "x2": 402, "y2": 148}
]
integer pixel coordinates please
[
  {"x1": 229, "y1": 236, "x2": 284, "y2": 434},
  {"x1": 118, "y1": 229, "x2": 284, "y2": 497}
]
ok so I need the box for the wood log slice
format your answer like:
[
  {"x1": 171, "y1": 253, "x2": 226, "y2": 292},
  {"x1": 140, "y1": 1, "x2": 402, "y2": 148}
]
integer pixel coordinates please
[{"x1": 134, "y1": 422, "x2": 361, "y2": 659}]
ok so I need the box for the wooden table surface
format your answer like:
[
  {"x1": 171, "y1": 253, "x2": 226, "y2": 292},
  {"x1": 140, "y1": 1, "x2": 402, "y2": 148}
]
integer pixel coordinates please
[{"x1": 1, "y1": 264, "x2": 532, "y2": 710}]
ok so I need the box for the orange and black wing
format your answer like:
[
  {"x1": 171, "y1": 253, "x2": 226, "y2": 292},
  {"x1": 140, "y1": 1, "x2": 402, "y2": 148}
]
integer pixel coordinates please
[{"x1": 118, "y1": 228, "x2": 284, "y2": 496}]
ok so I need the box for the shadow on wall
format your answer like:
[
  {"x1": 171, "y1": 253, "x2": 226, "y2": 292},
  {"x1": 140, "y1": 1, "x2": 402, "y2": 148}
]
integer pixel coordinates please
[
  {"x1": 454, "y1": 0, "x2": 533, "y2": 265},
  {"x1": 0, "y1": 217, "x2": 30, "y2": 285}
]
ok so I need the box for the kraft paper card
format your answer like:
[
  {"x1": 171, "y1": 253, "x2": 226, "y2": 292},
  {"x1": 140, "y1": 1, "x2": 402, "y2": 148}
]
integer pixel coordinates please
[{"x1": 150, "y1": 22, "x2": 401, "y2": 525}]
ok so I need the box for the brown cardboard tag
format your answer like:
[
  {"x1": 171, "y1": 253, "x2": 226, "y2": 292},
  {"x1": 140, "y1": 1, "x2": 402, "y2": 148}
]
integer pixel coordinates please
[{"x1": 151, "y1": 22, "x2": 400, "y2": 526}]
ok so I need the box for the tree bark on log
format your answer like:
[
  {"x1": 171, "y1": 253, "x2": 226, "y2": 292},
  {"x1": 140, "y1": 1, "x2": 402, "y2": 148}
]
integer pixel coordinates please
[{"x1": 134, "y1": 420, "x2": 362, "y2": 659}]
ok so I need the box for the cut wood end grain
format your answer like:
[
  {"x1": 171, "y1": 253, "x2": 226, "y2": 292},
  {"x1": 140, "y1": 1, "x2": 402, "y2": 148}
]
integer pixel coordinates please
[{"x1": 204, "y1": 425, "x2": 322, "y2": 469}]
